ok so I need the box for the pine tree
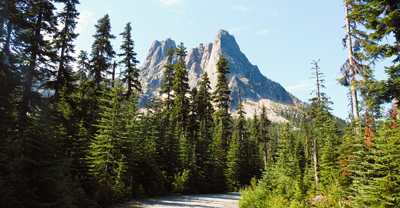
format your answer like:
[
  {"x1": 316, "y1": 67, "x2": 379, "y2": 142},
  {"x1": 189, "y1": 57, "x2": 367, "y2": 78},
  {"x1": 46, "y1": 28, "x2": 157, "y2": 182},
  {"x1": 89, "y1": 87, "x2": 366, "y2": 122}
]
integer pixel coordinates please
[
  {"x1": 88, "y1": 14, "x2": 115, "y2": 89},
  {"x1": 89, "y1": 14, "x2": 115, "y2": 90},
  {"x1": 169, "y1": 42, "x2": 191, "y2": 178},
  {"x1": 0, "y1": 56, "x2": 19, "y2": 207},
  {"x1": 191, "y1": 72, "x2": 215, "y2": 193},
  {"x1": 226, "y1": 128, "x2": 240, "y2": 191},
  {"x1": 259, "y1": 105, "x2": 272, "y2": 166},
  {"x1": 88, "y1": 14, "x2": 116, "y2": 136},
  {"x1": 160, "y1": 46, "x2": 176, "y2": 113},
  {"x1": 148, "y1": 95, "x2": 179, "y2": 194},
  {"x1": 341, "y1": 0, "x2": 360, "y2": 118},
  {"x1": 119, "y1": 22, "x2": 141, "y2": 96},
  {"x1": 352, "y1": 119, "x2": 400, "y2": 207},
  {"x1": 49, "y1": 0, "x2": 80, "y2": 103},
  {"x1": 212, "y1": 55, "x2": 232, "y2": 192},
  {"x1": 172, "y1": 42, "x2": 189, "y2": 132},
  {"x1": 11, "y1": 101, "x2": 76, "y2": 207},
  {"x1": 349, "y1": 0, "x2": 400, "y2": 118},
  {"x1": 18, "y1": 0, "x2": 58, "y2": 124},
  {"x1": 89, "y1": 82, "x2": 130, "y2": 204}
]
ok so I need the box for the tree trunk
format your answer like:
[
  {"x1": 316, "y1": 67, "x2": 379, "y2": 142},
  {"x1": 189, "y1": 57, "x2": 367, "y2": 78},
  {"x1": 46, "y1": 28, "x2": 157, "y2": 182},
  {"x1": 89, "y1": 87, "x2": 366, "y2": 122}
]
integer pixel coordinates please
[
  {"x1": 263, "y1": 140, "x2": 267, "y2": 167},
  {"x1": 305, "y1": 138, "x2": 309, "y2": 160},
  {"x1": 345, "y1": 0, "x2": 359, "y2": 119},
  {"x1": 55, "y1": 40, "x2": 66, "y2": 103},
  {"x1": 394, "y1": 28, "x2": 400, "y2": 119},
  {"x1": 112, "y1": 61, "x2": 117, "y2": 87},
  {"x1": 314, "y1": 61, "x2": 321, "y2": 103},
  {"x1": 19, "y1": 12, "x2": 43, "y2": 124},
  {"x1": 313, "y1": 139, "x2": 319, "y2": 191},
  {"x1": 3, "y1": 21, "x2": 12, "y2": 65}
]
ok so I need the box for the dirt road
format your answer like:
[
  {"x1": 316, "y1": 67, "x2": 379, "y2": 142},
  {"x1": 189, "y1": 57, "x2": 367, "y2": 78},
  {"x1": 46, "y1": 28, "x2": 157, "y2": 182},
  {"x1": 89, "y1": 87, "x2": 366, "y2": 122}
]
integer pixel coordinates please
[{"x1": 113, "y1": 192, "x2": 241, "y2": 208}]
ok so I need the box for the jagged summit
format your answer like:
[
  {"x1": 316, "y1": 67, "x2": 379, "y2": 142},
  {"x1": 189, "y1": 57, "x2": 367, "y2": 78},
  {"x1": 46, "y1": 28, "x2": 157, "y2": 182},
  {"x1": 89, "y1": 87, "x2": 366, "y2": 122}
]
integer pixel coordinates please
[{"x1": 138, "y1": 30, "x2": 295, "y2": 110}]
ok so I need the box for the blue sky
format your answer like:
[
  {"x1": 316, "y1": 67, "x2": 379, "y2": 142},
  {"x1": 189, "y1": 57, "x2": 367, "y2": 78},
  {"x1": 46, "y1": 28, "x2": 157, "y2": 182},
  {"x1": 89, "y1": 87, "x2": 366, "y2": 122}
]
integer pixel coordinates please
[{"x1": 72, "y1": 0, "x2": 392, "y2": 120}]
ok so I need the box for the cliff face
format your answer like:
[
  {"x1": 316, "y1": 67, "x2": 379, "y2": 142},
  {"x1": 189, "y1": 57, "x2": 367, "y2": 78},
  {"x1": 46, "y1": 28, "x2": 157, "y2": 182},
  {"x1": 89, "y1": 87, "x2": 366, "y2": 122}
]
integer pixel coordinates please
[{"x1": 139, "y1": 29, "x2": 295, "y2": 108}]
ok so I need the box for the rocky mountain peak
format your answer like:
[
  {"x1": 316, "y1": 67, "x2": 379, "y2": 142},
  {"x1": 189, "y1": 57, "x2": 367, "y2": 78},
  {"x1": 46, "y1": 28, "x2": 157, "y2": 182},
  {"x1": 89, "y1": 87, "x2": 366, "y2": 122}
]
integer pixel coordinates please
[{"x1": 138, "y1": 30, "x2": 295, "y2": 109}]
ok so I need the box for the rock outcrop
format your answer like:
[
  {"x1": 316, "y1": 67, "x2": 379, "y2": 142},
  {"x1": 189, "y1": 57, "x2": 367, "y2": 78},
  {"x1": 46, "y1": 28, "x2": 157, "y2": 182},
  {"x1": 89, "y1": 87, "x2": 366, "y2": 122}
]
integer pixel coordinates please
[{"x1": 139, "y1": 29, "x2": 295, "y2": 109}]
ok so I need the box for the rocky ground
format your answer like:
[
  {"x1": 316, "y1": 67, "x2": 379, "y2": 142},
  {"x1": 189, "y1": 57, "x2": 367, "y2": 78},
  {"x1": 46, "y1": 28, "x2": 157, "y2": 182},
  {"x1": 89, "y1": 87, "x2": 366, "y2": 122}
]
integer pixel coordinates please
[{"x1": 113, "y1": 192, "x2": 241, "y2": 208}]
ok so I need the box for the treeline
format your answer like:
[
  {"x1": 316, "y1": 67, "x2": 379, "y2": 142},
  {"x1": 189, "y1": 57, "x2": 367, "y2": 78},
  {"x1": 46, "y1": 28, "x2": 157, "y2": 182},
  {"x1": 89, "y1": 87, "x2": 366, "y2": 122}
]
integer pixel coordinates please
[
  {"x1": 0, "y1": 1, "x2": 278, "y2": 207},
  {"x1": 240, "y1": 0, "x2": 400, "y2": 207}
]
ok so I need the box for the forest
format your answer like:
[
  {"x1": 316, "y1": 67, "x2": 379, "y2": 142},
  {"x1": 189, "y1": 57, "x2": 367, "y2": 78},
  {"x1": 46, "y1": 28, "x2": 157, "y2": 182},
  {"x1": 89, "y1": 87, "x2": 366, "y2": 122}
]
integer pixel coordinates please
[{"x1": 0, "y1": 0, "x2": 400, "y2": 207}]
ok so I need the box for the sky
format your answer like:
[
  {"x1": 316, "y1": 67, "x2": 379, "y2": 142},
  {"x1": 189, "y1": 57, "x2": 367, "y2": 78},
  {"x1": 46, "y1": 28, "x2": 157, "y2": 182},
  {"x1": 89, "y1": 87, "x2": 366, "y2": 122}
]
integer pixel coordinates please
[{"x1": 72, "y1": 0, "x2": 393, "y2": 120}]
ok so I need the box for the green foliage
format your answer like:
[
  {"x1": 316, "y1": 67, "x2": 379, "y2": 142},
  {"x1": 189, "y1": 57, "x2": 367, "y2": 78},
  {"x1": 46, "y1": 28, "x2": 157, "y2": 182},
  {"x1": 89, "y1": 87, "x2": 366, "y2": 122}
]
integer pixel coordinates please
[
  {"x1": 211, "y1": 55, "x2": 233, "y2": 193},
  {"x1": 89, "y1": 14, "x2": 116, "y2": 91},
  {"x1": 239, "y1": 167, "x2": 306, "y2": 208},
  {"x1": 10, "y1": 101, "x2": 77, "y2": 208},
  {"x1": 7, "y1": 2, "x2": 400, "y2": 207},
  {"x1": 350, "y1": 119, "x2": 400, "y2": 207},
  {"x1": 172, "y1": 42, "x2": 190, "y2": 132},
  {"x1": 160, "y1": 46, "x2": 176, "y2": 112},
  {"x1": 47, "y1": 0, "x2": 80, "y2": 103},
  {"x1": 89, "y1": 83, "x2": 131, "y2": 205},
  {"x1": 172, "y1": 169, "x2": 190, "y2": 193},
  {"x1": 119, "y1": 22, "x2": 141, "y2": 96}
]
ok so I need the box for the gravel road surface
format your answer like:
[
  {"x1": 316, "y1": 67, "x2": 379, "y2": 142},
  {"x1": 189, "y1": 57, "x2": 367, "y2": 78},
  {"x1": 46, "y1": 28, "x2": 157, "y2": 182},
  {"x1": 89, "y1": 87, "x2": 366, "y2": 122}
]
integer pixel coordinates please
[{"x1": 113, "y1": 192, "x2": 241, "y2": 208}]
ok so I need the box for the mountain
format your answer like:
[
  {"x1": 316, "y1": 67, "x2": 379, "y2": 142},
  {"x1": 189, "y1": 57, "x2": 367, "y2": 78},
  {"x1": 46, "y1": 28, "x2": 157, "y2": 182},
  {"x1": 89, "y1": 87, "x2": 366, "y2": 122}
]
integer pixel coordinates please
[{"x1": 138, "y1": 29, "x2": 301, "y2": 121}]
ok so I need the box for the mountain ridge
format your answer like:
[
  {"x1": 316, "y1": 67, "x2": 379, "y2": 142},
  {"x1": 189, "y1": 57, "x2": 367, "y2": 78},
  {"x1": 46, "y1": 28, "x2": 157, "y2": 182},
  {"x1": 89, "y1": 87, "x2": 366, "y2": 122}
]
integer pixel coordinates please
[{"x1": 138, "y1": 29, "x2": 296, "y2": 111}]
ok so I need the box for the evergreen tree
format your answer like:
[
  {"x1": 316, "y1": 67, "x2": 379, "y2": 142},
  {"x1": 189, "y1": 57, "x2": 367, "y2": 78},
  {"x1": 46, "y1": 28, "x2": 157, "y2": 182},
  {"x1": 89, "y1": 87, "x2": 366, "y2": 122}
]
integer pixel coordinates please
[
  {"x1": 160, "y1": 46, "x2": 175, "y2": 113},
  {"x1": 349, "y1": 0, "x2": 400, "y2": 117},
  {"x1": 212, "y1": 55, "x2": 232, "y2": 192},
  {"x1": 89, "y1": 82, "x2": 130, "y2": 205},
  {"x1": 191, "y1": 72, "x2": 215, "y2": 193},
  {"x1": 88, "y1": 14, "x2": 116, "y2": 136},
  {"x1": 170, "y1": 42, "x2": 191, "y2": 179},
  {"x1": 259, "y1": 105, "x2": 272, "y2": 166},
  {"x1": 149, "y1": 95, "x2": 179, "y2": 194},
  {"x1": 49, "y1": 0, "x2": 80, "y2": 103},
  {"x1": 172, "y1": 42, "x2": 189, "y2": 133},
  {"x1": 18, "y1": 0, "x2": 57, "y2": 124},
  {"x1": 119, "y1": 92, "x2": 167, "y2": 198},
  {"x1": 11, "y1": 101, "x2": 76, "y2": 207},
  {"x1": 56, "y1": 85, "x2": 96, "y2": 207},
  {"x1": 119, "y1": 22, "x2": 141, "y2": 96},
  {"x1": 351, "y1": 119, "x2": 400, "y2": 207},
  {"x1": 89, "y1": 14, "x2": 115, "y2": 91},
  {"x1": 226, "y1": 128, "x2": 240, "y2": 191}
]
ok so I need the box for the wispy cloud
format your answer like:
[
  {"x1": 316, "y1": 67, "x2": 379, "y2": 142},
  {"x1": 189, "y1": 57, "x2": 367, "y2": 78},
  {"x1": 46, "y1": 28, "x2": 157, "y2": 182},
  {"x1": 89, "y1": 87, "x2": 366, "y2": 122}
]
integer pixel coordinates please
[
  {"x1": 187, "y1": 20, "x2": 194, "y2": 25},
  {"x1": 232, "y1": 5, "x2": 251, "y2": 12},
  {"x1": 285, "y1": 79, "x2": 315, "y2": 92},
  {"x1": 255, "y1": 29, "x2": 270, "y2": 35},
  {"x1": 285, "y1": 79, "x2": 336, "y2": 92},
  {"x1": 76, "y1": 11, "x2": 93, "y2": 34},
  {"x1": 160, "y1": 0, "x2": 186, "y2": 5}
]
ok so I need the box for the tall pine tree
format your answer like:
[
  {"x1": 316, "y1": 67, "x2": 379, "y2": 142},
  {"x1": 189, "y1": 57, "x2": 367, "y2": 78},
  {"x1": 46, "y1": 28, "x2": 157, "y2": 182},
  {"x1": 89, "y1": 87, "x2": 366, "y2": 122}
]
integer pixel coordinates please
[{"x1": 119, "y1": 22, "x2": 141, "y2": 97}]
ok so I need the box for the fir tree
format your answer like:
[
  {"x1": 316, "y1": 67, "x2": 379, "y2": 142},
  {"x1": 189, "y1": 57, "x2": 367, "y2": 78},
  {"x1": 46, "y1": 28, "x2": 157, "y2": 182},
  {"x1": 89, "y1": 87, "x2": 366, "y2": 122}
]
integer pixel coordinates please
[
  {"x1": 11, "y1": 101, "x2": 76, "y2": 207},
  {"x1": 160, "y1": 46, "x2": 175, "y2": 113},
  {"x1": 49, "y1": 0, "x2": 80, "y2": 103},
  {"x1": 18, "y1": 0, "x2": 58, "y2": 124},
  {"x1": 88, "y1": 14, "x2": 116, "y2": 136},
  {"x1": 172, "y1": 42, "x2": 189, "y2": 132},
  {"x1": 119, "y1": 22, "x2": 141, "y2": 96},
  {"x1": 89, "y1": 14, "x2": 115, "y2": 91},
  {"x1": 349, "y1": 0, "x2": 400, "y2": 118},
  {"x1": 192, "y1": 72, "x2": 215, "y2": 193},
  {"x1": 212, "y1": 55, "x2": 232, "y2": 192},
  {"x1": 259, "y1": 105, "x2": 272, "y2": 166},
  {"x1": 89, "y1": 82, "x2": 130, "y2": 205}
]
